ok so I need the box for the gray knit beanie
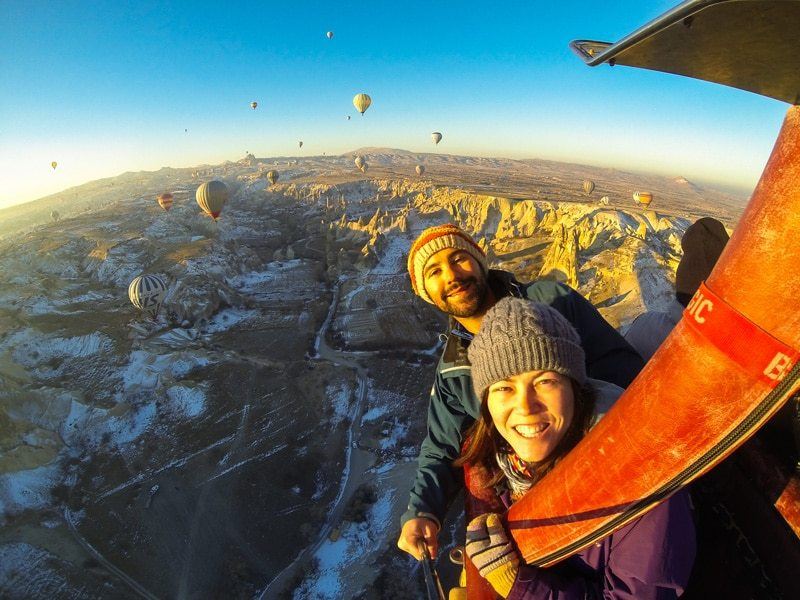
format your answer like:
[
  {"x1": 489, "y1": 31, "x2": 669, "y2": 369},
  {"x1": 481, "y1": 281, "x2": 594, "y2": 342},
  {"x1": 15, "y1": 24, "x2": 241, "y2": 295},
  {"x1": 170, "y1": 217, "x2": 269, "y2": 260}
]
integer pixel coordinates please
[{"x1": 468, "y1": 298, "x2": 586, "y2": 400}]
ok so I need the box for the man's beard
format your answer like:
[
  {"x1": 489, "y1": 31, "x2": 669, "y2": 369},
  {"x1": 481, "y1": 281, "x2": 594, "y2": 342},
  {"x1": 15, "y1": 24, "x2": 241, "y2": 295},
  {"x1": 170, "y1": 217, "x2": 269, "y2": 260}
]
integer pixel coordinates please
[{"x1": 433, "y1": 275, "x2": 489, "y2": 318}]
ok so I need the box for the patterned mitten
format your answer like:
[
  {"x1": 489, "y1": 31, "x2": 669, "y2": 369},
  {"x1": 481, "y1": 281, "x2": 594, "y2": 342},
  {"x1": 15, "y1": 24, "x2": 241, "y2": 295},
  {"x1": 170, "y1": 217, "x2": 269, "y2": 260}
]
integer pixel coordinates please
[{"x1": 465, "y1": 513, "x2": 520, "y2": 598}]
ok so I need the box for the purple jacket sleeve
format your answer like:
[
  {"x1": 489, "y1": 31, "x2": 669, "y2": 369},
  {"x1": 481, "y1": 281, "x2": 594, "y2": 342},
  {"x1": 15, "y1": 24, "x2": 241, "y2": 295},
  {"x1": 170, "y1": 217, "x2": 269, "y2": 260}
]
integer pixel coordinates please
[{"x1": 506, "y1": 490, "x2": 696, "y2": 600}]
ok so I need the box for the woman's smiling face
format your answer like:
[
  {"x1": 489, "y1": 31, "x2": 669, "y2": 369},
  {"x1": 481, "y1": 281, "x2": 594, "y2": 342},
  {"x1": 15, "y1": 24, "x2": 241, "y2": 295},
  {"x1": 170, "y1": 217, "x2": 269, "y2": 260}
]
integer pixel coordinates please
[{"x1": 486, "y1": 370, "x2": 575, "y2": 463}]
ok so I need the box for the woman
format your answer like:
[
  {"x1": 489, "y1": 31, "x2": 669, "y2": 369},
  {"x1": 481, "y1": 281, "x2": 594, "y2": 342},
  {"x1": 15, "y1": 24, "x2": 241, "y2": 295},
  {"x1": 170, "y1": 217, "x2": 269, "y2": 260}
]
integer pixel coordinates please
[{"x1": 458, "y1": 297, "x2": 696, "y2": 599}]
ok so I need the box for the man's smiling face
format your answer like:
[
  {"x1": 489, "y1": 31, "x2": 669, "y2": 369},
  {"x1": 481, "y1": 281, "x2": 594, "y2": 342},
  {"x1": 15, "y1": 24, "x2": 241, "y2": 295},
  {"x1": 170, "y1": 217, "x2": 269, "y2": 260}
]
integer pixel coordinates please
[{"x1": 422, "y1": 247, "x2": 489, "y2": 317}]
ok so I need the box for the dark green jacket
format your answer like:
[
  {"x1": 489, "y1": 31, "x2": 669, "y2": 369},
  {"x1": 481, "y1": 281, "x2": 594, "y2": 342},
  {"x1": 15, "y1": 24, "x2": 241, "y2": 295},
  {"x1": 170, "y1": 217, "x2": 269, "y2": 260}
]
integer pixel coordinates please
[{"x1": 401, "y1": 270, "x2": 645, "y2": 528}]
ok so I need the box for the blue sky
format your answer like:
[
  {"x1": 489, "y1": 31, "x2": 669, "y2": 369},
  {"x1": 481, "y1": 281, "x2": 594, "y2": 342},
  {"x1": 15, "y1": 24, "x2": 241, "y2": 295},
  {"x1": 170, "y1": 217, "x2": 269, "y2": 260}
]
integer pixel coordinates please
[{"x1": 0, "y1": 0, "x2": 789, "y2": 209}]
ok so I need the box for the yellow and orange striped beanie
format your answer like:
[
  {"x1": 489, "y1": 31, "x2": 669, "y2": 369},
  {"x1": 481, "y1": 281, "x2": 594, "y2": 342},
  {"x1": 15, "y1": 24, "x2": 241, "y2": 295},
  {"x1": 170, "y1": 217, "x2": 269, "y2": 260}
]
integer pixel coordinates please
[{"x1": 407, "y1": 224, "x2": 487, "y2": 304}]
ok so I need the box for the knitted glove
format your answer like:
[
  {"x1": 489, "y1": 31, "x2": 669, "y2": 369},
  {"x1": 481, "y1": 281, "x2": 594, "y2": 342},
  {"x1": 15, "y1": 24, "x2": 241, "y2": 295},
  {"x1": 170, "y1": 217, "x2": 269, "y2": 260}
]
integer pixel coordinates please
[{"x1": 465, "y1": 513, "x2": 520, "y2": 598}]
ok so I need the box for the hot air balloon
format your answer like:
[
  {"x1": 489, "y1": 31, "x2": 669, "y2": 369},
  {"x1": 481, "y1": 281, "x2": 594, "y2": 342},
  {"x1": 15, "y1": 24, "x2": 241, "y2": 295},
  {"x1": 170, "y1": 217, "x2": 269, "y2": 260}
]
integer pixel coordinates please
[
  {"x1": 267, "y1": 170, "x2": 279, "y2": 185},
  {"x1": 250, "y1": 101, "x2": 258, "y2": 110},
  {"x1": 50, "y1": 210, "x2": 60, "y2": 222},
  {"x1": 415, "y1": 164, "x2": 425, "y2": 176},
  {"x1": 359, "y1": 162, "x2": 369, "y2": 173},
  {"x1": 633, "y1": 191, "x2": 654, "y2": 208},
  {"x1": 353, "y1": 93, "x2": 372, "y2": 115},
  {"x1": 298, "y1": 140, "x2": 303, "y2": 149},
  {"x1": 128, "y1": 274, "x2": 168, "y2": 317},
  {"x1": 354, "y1": 156, "x2": 365, "y2": 170},
  {"x1": 583, "y1": 180, "x2": 595, "y2": 195},
  {"x1": 326, "y1": 31, "x2": 334, "y2": 39},
  {"x1": 157, "y1": 192, "x2": 174, "y2": 211},
  {"x1": 196, "y1": 180, "x2": 229, "y2": 220},
  {"x1": 51, "y1": 161, "x2": 58, "y2": 170},
  {"x1": 346, "y1": 115, "x2": 351, "y2": 120},
  {"x1": 431, "y1": 132, "x2": 442, "y2": 145}
]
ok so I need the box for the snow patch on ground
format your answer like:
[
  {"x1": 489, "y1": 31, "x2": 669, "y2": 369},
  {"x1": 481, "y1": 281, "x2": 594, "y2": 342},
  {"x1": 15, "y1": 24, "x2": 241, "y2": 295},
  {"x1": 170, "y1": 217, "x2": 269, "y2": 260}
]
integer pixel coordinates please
[
  {"x1": 294, "y1": 490, "x2": 396, "y2": 600},
  {"x1": 366, "y1": 389, "x2": 407, "y2": 416},
  {"x1": 25, "y1": 297, "x2": 71, "y2": 316},
  {"x1": 0, "y1": 542, "x2": 77, "y2": 599},
  {"x1": 373, "y1": 461, "x2": 396, "y2": 475},
  {"x1": 380, "y1": 421, "x2": 409, "y2": 450},
  {"x1": 155, "y1": 328, "x2": 199, "y2": 347},
  {"x1": 0, "y1": 463, "x2": 61, "y2": 523},
  {"x1": 166, "y1": 385, "x2": 206, "y2": 418},
  {"x1": 204, "y1": 307, "x2": 259, "y2": 333},
  {"x1": 121, "y1": 350, "x2": 209, "y2": 392},
  {"x1": 61, "y1": 399, "x2": 156, "y2": 451},
  {"x1": 10, "y1": 331, "x2": 113, "y2": 368},
  {"x1": 326, "y1": 380, "x2": 354, "y2": 426},
  {"x1": 229, "y1": 261, "x2": 302, "y2": 290},
  {"x1": 370, "y1": 235, "x2": 408, "y2": 275},
  {"x1": 362, "y1": 405, "x2": 390, "y2": 423},
  {"x1": 26, "y1": 290, "x2": 116, "y2": 316},
  {"x1": 122, "y1": 351, "x2": 163, "y2": 390}
]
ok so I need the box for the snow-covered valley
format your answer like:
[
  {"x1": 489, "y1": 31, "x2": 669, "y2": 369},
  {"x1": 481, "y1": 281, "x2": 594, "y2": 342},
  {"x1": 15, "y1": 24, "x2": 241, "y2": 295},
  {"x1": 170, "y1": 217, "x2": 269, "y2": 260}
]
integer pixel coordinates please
[{"x1": 0, "y1": 151, "x2": 742, "y2": 599}]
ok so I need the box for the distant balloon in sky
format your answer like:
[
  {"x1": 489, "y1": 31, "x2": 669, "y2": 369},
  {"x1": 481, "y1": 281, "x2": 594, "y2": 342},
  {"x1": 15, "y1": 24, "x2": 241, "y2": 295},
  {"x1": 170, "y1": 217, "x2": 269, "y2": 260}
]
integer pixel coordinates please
[
  {"x1": 431, "y1": 132, "x2": 442, "y2": 145},
  {"x1": 346, "y1": 115, "x2": 351, "y2": 120},
  {"x1": 51, "y1": 161, "x2": 58, "y2": 170},
  {"x1": 185, "y1": 128, "x2": 188, "y2": 133},
  {"x1": 50, "y1": 210, "x2": 60, "y2": 222},
  {"x1": 250, "y1": 101, "x2": 258, "y2": 110},
  {"x1": 583, "y1": 180, "x2": 595, "y2": 195},
  {"x1": 353, "y1": 93, "x2": 371, "y2": 115},
  {"x1": 298, "y1": 140, "x2": 303, "y2": 148},
  {"x1": 415, "y1": 164, "x2": 425, "y2": 176},
  {"x1": 354, "y1": 156, "x2": 365, "y2": 170},
  {"x1": 633, "y1": 191, "x2": 653, "y2": 208},
  {"x1": 128, "y1": 274, "x2": 168, "y2": 317},
  {"x1": 326, "y1": 31, "x2": 334, "y2": 39},
  {"x1": 267, "y1": 170, "x2": 279, "y2": 185},
  {"x1": 196, "y1": 180, "x2": 229, "y2": 220},
  {"x1": 157, "y1": 192, "x2": 174, "y2": 211}
]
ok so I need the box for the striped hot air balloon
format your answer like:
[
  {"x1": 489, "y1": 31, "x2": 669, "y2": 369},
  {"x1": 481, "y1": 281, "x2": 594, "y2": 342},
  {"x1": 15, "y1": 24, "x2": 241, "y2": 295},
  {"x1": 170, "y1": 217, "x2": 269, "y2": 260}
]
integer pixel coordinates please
[
  {"x1": 196, "y1": 180, "x2": 229, "y2": 220},
  {"x1": 583, "y1": 180, "x2": 595, "y2": 195},
  {"x1": 353, "y1": 93, "x2": 372, "y2": 115},
  {"x1": 267, "y1": 170, "x2": 279, "y2": 185},
  {"x1": 415, "y1": 164, "x2": 425, "y2": 176},
  {"x1": 354, "y1": 156, "x2": 365, "y2": 170},
  {"x1": 128, "y1": 274, "x2": 167, "y2": 317},
  {"x1": 157, "y1": 192, "x2": 174, "y2": 211}
]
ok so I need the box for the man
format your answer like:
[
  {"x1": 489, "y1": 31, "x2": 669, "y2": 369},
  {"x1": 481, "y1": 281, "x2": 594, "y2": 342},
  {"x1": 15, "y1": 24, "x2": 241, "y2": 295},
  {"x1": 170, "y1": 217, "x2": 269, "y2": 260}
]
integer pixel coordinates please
[
  {"x1": 397, "y1": 223, "x2": 645, "y2": 560},
  {"x1": 624, "y1": 217, "x2": 729, "y2": 361}
]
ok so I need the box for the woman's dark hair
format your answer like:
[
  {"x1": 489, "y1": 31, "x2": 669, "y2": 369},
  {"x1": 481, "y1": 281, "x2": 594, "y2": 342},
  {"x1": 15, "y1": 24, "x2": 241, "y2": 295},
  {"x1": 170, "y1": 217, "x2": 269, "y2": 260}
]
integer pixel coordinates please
[{"x1": 454, "y1": 378, "x2": 597, "y2": 489}]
